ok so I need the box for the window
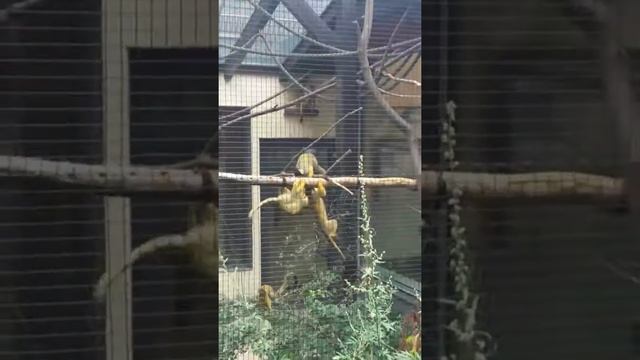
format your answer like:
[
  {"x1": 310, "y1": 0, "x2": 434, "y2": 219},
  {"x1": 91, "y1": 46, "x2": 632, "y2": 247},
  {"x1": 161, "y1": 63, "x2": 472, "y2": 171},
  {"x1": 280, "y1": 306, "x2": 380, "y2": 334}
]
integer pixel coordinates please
[{"x1": 128, "y1": 47, "x2": 217, "y2": 359}]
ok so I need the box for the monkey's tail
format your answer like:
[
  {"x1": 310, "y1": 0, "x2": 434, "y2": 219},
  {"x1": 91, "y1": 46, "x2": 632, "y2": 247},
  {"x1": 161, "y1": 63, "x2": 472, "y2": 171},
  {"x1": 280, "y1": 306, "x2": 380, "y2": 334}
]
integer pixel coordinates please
[
  {"x1": 247, "y1": 197, "x2": 280, "y2": 219},
  {"x1": 329, "y1": 239, "x2": 346, "y2": 260},
  {"x1": 93, "y1": 233, "x2": 191, "y2": 302}
]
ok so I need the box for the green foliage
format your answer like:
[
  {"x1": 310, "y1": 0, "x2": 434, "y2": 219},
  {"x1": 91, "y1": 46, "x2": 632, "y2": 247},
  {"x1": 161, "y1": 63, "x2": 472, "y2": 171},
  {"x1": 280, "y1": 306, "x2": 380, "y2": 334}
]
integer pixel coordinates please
[
  {"x1": 219, "y1": 270, "x2": 350, "y2": 360},
  {"x1": 441, "y1": 100, "x2": 494, "y2": 360},
  {"x1": 219, "y1": 155, "x2": 420, "y2": 359},
  {"x1": 331, "y1": 164, "x2": 401, "y2": 360}
]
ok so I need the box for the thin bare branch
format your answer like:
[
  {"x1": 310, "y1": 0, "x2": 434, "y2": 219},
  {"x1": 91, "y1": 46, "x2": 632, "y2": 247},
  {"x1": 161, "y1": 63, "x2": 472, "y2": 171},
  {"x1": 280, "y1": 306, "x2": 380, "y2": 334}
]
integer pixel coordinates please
[
  {"x1": 329, "y1": 180, "x2": 354, "y2": 195},
  {"x1": 601, "y1": 259, "x2": 640, "y2": 286},
  {"x1": 207, "y1": 73, "x2": 317, "y2": 158},
  {"x1": 325, "y1": 149, "x2": 355, "y2": 196},
  {"x1": 219, "y1": 79, "x2": 337, "y2": 130},
  {"x1": 357, "y1": 2, "x2": 410, "y2": 132},
  {"x1": 220, "y1": 37, "x2": 420, "y2": 59},
  {"x1": 381, "y1": 70, "x2": 421, "y2": 87},
  {"x1": 255, "y1": 33, "x2": 331, "y2": 101},
  {"x1": 0, "y1": 0, "x2": 45, "y2": 23},
  {"x1": 378, "y1": 52, "x2": 420, "y2": 90},
  {"x1": 219, "y1": 74, "x2": 304, "y2": 121},
  {"x1": 361, "y1": 42, "x2": 421, "y2": 76},
  {"x1": 280, "y1": 107, "x2": 362, "y2": 174},
  {"x1": 374, "y1": 6, "x2": 410, "y2": 81},
  {"x1": 325, "y1": 149, "x2": 352, "y2": 174},
  {"x1": 377, "y1": 87, "x2": 421, "y2": 98}
]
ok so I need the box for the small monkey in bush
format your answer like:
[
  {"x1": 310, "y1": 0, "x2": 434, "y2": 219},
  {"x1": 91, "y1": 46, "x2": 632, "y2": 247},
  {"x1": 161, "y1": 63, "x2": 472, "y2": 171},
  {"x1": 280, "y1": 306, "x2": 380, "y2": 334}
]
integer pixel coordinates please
[
  {"x1": 257, "y1": 272, "x2": 294, "y2": 311},
  {"x1": 258, "y1": 285, "x2": 275, "y2": 311}
]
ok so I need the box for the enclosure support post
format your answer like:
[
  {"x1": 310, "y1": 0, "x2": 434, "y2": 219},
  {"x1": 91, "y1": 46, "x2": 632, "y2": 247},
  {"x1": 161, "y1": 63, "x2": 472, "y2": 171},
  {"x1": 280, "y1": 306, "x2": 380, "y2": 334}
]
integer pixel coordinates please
[
  {"x1": 102, "y1": 0, "x2": 133, "y2": 359},
  {"x1": 334, "y1": 0, "x2": 363, "y2": 279}
]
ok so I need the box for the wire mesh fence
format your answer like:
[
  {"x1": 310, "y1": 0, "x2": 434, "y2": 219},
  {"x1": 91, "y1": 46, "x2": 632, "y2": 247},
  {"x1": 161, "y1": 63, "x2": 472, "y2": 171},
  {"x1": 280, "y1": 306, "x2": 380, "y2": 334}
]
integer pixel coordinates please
[
  {"x1": 3, "y1": 0, "x2": 639, "y2": 359},
  {"x1": 424, "y1": 1, "x2": 640, "y2": 360}
]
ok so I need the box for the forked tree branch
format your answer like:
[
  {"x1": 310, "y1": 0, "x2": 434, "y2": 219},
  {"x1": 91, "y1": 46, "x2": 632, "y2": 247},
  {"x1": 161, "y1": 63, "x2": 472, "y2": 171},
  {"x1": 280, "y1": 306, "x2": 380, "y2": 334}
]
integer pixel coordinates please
[{"x1": 357, "y1": 0, "x2": 421, "y2": 176}]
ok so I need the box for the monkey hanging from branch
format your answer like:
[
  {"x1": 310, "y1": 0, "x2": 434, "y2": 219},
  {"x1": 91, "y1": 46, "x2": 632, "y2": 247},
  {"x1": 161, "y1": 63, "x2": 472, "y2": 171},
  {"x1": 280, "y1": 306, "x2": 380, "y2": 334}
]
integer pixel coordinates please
[
  {"x1": 297, "y1": 150, "x2": 345, "y2": 259},
  {"x1": 247, "y1": 150, "x2": 346, "y2": 260}
]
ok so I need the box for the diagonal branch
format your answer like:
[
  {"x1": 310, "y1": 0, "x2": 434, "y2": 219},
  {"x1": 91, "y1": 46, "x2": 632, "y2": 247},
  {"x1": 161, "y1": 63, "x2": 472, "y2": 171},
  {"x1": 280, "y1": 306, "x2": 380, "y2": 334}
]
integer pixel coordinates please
[
  {"x1": 279, "y1": 107, "x2": 362, "y2": 173},
  {"x1": 374, "y1": 5, "x2": 410, "y2": 82},
  {"x1": 255, "y1": 33, "x2": 331, "y2": 101},
  {"x1": 219, "y1": 78, "x2": 337, "y2": 130},
  {"x1": 0, "y1": 0, "x2": 45, "y2": 23}
]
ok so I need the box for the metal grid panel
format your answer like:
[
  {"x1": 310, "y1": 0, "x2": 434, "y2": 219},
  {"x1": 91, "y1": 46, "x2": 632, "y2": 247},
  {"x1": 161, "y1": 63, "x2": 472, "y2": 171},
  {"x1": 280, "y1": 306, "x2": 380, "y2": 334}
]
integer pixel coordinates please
[{"x1": 423, "y1": 1, "x2": 640, "y2": 359}]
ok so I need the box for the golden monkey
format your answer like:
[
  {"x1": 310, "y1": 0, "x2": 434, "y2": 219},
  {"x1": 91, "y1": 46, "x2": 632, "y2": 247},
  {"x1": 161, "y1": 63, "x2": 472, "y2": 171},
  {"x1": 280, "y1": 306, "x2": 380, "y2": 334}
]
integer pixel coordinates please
[
  {"x1": 258, "y1": 284, "x2": 276, "y2": 311},
  {"x1": 399, "y1": 310, "x2": 422, "y2": 354},
  {"x1": 94, "y1": 203, "x2": 218, "y2": 301},
  {"x1": 311, "y1": 181, "x2": 345, "y2": 260},
  {"x1": 296, "y1": 151, "x2": 326, "y2": 177},
  {"x1": 248, "y1": 178, "x2": 309, "y2": 218},
  {"x1": 257, "y1": 273, "x2": 293, "y2": 311}
]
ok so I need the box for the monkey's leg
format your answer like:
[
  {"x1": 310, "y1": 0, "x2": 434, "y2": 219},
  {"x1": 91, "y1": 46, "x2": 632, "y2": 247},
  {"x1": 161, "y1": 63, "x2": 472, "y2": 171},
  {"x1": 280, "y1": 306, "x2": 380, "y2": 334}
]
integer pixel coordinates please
[{"x1": 323, "y1": 219, "x2": 345, "y2": 260}]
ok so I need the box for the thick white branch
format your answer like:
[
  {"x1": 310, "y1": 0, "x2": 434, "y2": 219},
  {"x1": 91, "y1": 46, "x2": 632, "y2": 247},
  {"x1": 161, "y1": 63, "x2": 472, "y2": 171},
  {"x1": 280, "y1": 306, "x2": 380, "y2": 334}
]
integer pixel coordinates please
[{"x1": 0, "y1": 155, "x2": 624, "y2": 201}]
